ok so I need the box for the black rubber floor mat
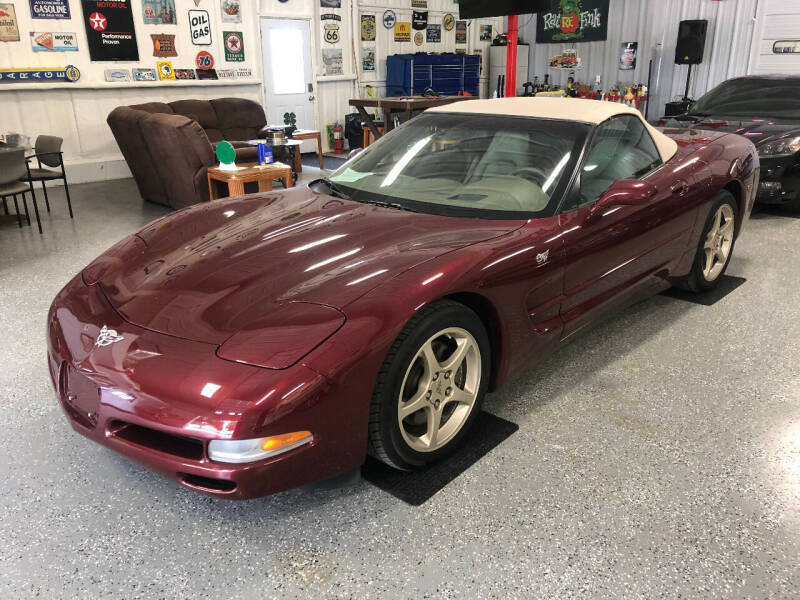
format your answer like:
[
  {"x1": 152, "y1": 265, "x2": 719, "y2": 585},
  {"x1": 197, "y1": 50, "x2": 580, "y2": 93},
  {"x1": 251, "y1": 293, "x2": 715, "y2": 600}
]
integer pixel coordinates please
[
  {"x1": 361, "y1": 411, "x2": 519, "y2": 506},
  {"x1": 660, "y1": 275, "x2": 746, "y2": 306}
]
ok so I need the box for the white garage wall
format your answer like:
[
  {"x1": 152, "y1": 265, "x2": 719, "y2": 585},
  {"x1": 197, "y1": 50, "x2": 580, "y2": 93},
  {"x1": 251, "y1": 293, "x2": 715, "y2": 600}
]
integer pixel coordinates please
[
  {"x1": 355, "y1": 0, "x2": 503, "y2": 99},
  {"x1": 518, "y1": 0, "x2": 759, "y2": 119},
  {"x1": 0, "y1": 0, "x2": 262, "y2": 183},
  {"x1": 2, "y1": 0, "x2": 795, "y2": 186},
  {"x1": 749, "y1": 0, "x2": 800, "y2": 74}
]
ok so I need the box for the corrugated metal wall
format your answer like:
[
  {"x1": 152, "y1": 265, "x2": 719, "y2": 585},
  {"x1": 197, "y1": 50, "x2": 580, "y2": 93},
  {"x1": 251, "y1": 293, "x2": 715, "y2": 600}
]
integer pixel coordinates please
[{"x1": 518, "y1": 0, "x2": 758, "y2": 118}]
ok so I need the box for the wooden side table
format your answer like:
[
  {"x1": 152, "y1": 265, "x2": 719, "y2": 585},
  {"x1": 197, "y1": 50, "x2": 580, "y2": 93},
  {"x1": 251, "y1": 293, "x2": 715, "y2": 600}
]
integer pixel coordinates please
[
  {"x1": 206, "y1": 162, "x2": 293, "y2": 200},
  {"x1": 292, "y1": 129, "x2": 324, "y2": 170}
]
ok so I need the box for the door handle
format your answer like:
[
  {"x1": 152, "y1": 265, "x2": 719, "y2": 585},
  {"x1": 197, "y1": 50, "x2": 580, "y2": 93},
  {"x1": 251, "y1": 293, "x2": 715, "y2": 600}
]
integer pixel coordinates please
[
  {"x1": 308, "y1": 95, "x2": 315, "y2": 101},
  {"x1": 670, "y1": 180, "x2": 689, "y2": 195}
]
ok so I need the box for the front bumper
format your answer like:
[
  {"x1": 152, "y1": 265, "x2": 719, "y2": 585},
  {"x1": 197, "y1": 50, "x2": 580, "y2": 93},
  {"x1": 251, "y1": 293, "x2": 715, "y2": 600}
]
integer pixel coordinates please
[
  {"x1": 47, "y1": 275, "x2": 366, "y2": 499},
  {"x1": 755, "y1": 155, "x2": 800, "y2": 204}
]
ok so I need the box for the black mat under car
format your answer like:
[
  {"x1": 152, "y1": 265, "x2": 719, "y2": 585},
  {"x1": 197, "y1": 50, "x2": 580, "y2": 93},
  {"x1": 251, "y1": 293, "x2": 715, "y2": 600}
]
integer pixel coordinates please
[{"x1": 361, "y1": 411, "x2": 519, "y2": 506}]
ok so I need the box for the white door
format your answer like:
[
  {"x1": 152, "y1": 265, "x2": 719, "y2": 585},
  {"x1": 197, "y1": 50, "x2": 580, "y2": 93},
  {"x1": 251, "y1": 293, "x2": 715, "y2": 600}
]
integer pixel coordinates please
[{"x1": 260, "y1": 18, "x2": 316, "y2": 152}]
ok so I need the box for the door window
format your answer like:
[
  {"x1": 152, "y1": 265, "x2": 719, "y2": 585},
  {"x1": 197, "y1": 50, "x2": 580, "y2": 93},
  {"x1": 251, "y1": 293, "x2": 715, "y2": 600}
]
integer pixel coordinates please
[{"x1": 578, "y1": 115, "x2": 662, "y2": 206}]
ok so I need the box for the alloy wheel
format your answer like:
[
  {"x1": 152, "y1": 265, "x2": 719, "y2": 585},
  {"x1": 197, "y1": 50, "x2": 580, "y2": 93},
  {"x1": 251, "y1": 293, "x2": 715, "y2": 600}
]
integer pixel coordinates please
[
  {"x1": 702, "y1": 204, "x2": 735, "y2": 282},
  {"x1": 397, "y1": 327, "x2": 481, "y2": 452}
]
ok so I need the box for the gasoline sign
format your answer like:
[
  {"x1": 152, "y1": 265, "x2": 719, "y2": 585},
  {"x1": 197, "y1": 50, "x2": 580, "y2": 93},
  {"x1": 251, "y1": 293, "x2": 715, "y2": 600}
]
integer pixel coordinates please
[{"x1": 188, "y1": 9, "x2": 210, "y2": 45}]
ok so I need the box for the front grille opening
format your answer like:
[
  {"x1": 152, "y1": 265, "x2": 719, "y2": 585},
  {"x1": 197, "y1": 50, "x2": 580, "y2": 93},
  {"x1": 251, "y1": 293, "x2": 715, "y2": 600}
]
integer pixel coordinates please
[
  {"x1": 180, "y1": 473, "x2": 237, "y2": 493},
  {"x1": 108, "y1": 420, "x2": 204, "y2": 461}
]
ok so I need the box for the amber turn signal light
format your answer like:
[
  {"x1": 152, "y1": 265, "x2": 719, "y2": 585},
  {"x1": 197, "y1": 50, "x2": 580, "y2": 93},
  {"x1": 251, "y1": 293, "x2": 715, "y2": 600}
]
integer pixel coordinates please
[
  {"x1": 208, "y1": 431, "x2": 313, "y2": 464},
  {"x1": 262, "y1": 431, "x2": 313, "y2": 451}
]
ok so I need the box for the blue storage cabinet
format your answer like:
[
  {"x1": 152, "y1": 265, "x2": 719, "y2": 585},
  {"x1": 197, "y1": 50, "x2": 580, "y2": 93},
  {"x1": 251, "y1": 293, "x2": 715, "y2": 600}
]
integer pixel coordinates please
[{"x1": 386, "y1": 53, "x2": 480, "y2": 96}]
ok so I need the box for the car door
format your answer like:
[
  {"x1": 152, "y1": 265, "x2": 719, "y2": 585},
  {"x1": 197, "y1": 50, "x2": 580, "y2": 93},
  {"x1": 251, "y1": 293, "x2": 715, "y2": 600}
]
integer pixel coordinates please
[{"x1": 556, "y1": 115, "x2": 697, "y2": 340}]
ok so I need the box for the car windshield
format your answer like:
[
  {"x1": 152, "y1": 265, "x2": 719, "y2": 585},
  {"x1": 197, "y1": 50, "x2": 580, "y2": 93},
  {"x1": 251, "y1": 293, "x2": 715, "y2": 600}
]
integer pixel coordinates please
[
  {"x1": 328, "y1": 113, "x2": 590, "y2": 219},
  {"x1": 687, "y1": 78, "x2": 800, "y2": 120}
]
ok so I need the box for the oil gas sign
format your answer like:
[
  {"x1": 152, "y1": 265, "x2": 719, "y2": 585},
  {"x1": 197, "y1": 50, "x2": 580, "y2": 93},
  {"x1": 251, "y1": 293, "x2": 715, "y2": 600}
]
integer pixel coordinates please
[{"x1": 189, "y1": 9, "x2": 210, "y2": 45}]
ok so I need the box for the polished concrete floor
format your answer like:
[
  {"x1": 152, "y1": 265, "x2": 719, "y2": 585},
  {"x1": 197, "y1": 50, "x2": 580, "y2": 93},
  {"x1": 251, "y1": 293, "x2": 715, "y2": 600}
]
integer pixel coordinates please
[{"x1": 1, "y1": 177, "x2": 799, "y2": 599}]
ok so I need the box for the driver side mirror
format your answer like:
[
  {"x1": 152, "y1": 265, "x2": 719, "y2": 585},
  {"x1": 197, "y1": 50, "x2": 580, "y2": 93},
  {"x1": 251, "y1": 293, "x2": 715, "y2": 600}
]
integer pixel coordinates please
[{"x1": 589, "y1": 179, "x2": 657, "y2": 219}]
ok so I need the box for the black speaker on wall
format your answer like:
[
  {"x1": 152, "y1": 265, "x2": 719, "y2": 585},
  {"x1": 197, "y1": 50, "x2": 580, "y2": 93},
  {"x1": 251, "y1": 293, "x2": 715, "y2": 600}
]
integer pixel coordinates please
[{"x1": 675, "y1": 20, "x2": 708, "y2": 64}]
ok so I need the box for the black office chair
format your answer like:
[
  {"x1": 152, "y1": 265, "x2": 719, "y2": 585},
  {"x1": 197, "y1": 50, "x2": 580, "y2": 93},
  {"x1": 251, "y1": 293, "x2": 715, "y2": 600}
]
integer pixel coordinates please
[
  {"x1": 23, "y1": 135, "x2": 74, "y2": 218},
  {"x1": 0, "y1": 147, "x2": 42, "y2": 233}
]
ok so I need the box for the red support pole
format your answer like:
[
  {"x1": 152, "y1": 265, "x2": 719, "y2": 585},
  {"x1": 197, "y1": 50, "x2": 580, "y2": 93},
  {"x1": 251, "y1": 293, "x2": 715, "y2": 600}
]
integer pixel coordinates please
[{"x1": 505, "y1": 14, "x2": 518, "y2": 98}]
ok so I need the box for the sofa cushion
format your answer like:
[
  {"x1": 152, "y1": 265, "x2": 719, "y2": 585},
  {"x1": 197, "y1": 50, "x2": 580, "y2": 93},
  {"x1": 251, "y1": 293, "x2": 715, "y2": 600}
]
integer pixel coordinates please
[
  {"x1": 169, "y1": 99, "x2": 224, "y2": 142},
  {"x1": 211, "y1": 97, "x2": 267, "y2": 141},
  {"x1": 140, "y1": 113, "x2": 214, "y2": 209},
  {"x1": 107, "y1": 106, "x2": 170, "y2": 205},
  {"x1": 128, "y1": 102, "x2": 174, "y2": 114}
]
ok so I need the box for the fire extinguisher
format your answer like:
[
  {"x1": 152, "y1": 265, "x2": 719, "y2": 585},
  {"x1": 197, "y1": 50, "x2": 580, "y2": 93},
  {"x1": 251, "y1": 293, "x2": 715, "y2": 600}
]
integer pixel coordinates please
[{"x1": 333, "y1": 123, "x2": 344, "y2": 154}]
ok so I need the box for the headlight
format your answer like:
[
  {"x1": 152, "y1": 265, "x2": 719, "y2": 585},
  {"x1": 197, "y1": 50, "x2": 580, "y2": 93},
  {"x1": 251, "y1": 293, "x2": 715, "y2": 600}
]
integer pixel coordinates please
[
  {"x1": 208, "y1": 431, "x2": 313, "y2": 464},
  {"x1": 757, "y1": 136, "x2": 800, "y2": 157}
]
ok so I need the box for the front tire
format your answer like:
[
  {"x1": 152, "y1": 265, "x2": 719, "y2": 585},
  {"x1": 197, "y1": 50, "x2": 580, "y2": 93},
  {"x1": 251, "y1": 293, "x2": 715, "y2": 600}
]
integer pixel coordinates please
[
  {"x1": 681, "y1": 190, "x2": 738, "y2": 292},
  {"x1": 367, "y1": 300, "x2": 490, "y2": 470}
]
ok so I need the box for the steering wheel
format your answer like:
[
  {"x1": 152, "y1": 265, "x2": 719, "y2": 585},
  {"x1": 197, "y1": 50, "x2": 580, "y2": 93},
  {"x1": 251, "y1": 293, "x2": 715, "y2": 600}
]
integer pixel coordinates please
[{"x1": 514, "y1": 166, "x2": 548, "y2": 185}]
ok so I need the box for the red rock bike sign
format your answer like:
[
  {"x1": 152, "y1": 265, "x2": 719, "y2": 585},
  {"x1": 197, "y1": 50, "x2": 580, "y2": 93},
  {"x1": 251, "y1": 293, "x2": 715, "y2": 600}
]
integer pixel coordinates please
[{"x1": 536, "y1": 0, "x2": 609, "y2": 43}]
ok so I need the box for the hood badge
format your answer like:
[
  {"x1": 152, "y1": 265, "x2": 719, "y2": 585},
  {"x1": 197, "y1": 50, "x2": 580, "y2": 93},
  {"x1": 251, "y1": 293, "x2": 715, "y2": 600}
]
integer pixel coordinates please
[
  {"x1": 536, "y1": 249, "x2": 550, "y2": 265},
  {"x1": 95, "y1": 325, "x2": 124, "y2": 348}
]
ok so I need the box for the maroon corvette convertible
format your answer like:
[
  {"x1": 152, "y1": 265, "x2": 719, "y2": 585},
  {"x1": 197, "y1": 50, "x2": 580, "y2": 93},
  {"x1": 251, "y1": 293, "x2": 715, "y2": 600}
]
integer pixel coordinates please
[{"x1": 48, "y1": 99, "x2": 758, "y2": 498}]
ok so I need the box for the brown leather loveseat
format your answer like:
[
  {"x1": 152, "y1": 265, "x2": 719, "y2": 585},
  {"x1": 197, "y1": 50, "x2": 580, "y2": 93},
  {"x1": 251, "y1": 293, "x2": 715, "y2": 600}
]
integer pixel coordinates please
[{"x1": 107, "y1": 97, "x2": 267, "y2": 209}]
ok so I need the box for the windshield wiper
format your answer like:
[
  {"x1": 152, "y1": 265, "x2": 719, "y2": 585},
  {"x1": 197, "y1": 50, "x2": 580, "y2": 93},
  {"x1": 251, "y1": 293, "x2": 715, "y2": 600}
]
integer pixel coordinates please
[
  {"x1": 313, "y1": 177, "x2": 352, "y2": 200},
  {"x1": 357, "y1": 198, "x2": 418, "y2": 213}
]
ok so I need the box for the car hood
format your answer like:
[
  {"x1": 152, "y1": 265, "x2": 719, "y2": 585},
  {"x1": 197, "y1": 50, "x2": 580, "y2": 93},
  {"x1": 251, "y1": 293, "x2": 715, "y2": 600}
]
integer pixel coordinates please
[
  {"x1": 661, "y1": 115, "x2": 800, "y2": 149},
  {"x1": 91, "y1": 187, "x2": 523, "y2": 344}
]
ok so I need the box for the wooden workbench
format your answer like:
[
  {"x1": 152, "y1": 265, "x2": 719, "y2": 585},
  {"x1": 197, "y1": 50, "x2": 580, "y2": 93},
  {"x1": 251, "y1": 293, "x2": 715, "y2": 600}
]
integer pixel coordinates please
[{"x1": 349, "y1": 96, "x2": 476, "y2": 141}]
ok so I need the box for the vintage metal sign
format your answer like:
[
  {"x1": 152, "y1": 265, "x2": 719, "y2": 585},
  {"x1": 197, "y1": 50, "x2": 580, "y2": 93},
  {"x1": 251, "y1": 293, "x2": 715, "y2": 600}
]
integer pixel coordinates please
[
  {"x1": 174, "y1": 68, "x2": 196, "y2": 79},
  {"x1": 223, "y1": 31, "x2": 244, "y2": 61},
  {"x1": 361, "y1": 14, "x2": 375, "y2": 41},
  {"x1": 323, "y1": 23, "x2": 340, "y2": 44},
  {"x1": 195, "y1": 50, "x2": 214, "y2": 69},
  {"x1": 143, "y1": 0, "x2": 176, "y2": 25},
  {"x1": 0, "y1": 65, "x2": 80, "y2": 82},
  {"x1": 426, "y1": 24, "x2": 440, "y2": 43},
  {"x1": 133, "y1": 68, "x2": 157, "y2": 81},
  {"x1": 30, "y1": 31, "x2": 78, "y2": 51},
  {"x1": 217, "y1": 68, "x2": 236, "y2": 79},
  {"x1": 412, "y1": 11, "x2": 427, "y2": 30},
  {"x1": 151, "y1": 33, "x2": 177, "y2": 57},
  {"x1": 29, "y1": 0, "x2": 70, "y2": 19},
  {"x1": 157, "y1": 60, "x2": 175, "y2": 80},
  {"x1": 382, "y1": 10, "x2": 395, "y2": 29},
  {"x1": 220, "y1": 0, "x2": 240, "y2": 23},
  {"x1": 536, "y1": 0, "x2": 609, "y2": 43},
  {"x1": 0, "y1": 3, "x2": 20, "y2": 41},
  {"x1": 81, "y1": 0, "x2": 138, "y2": 61},
  {"x1": 188, "y1": 9, "x2": 210, "y2": 45},
  {"x1": 104, "y1": 68, "x2": 131, "y2": 82},
  {"x1": 196, "y1": 68, "x2": 218, "y2": 80},
  {"x1": 443, "y1": 13, "x2": 455, "y2": 31},
  {"x1": 455, "y1": 20, "x2": 467, "y2": 44},
  {"x1": 394, "y1": 21, "x2": 410, "y2": 42}
]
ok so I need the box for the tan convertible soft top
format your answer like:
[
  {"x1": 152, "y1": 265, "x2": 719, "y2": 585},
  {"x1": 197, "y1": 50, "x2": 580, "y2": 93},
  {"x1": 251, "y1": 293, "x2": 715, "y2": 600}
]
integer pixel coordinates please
[{"x1": 427, "y1": 97, "x2": 678, "y2": 163}]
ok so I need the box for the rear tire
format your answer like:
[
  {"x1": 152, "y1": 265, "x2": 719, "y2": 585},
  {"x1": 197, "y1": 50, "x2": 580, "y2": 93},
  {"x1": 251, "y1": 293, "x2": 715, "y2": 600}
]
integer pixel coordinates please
[
  {"x1": 367, "y1": 300, "x2": 490, "y2": 470},
  {"x1": 680, "y1": 190, "x2": 738, "y2": 293}
]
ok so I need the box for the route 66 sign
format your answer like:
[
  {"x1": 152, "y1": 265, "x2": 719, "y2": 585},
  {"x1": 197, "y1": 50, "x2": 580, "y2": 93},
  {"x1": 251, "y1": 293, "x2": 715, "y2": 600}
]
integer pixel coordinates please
[{"x1": 324, "y1": 23, "x2": 339, "y2": 44}]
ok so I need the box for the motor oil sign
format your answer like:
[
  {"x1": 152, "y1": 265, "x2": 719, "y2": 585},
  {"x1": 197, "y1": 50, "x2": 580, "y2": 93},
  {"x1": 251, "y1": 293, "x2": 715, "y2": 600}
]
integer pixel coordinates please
[
  {"x1": 189, "y1": 9, "x2": 210, "y2": 45},
  {"x1": 223, "y1": 31, "x2": 244, "y2": 62}
]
